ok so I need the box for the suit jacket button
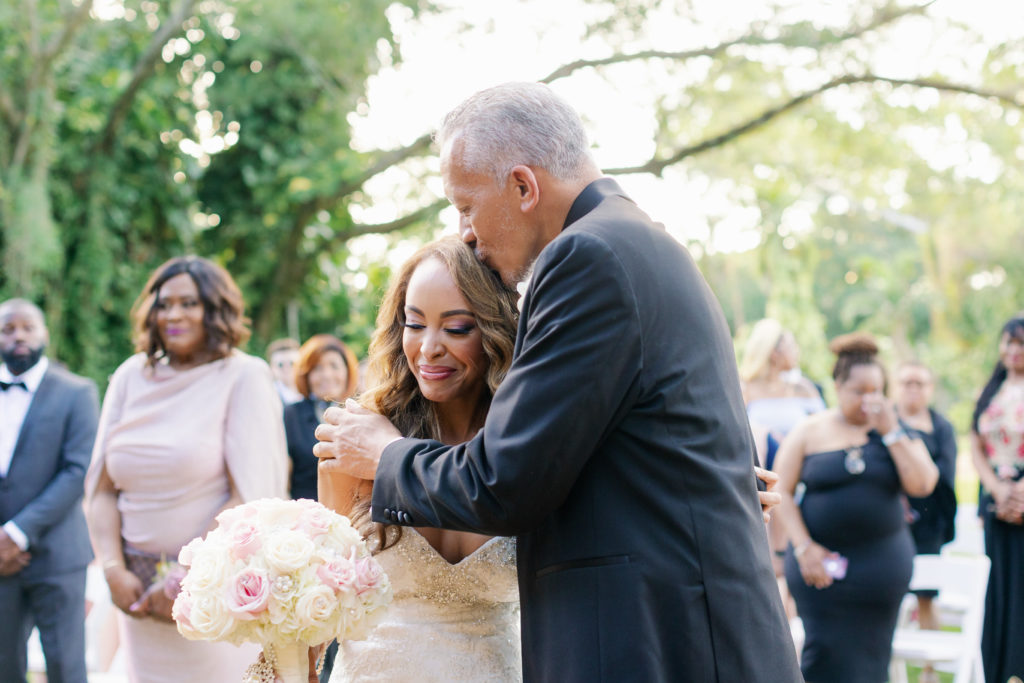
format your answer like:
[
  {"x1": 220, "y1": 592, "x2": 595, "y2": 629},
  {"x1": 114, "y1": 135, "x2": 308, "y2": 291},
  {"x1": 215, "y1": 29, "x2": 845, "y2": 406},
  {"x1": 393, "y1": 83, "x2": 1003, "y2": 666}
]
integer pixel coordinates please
[{"x1": 400, "y1": 512, "x2": 412, "y2": 525}]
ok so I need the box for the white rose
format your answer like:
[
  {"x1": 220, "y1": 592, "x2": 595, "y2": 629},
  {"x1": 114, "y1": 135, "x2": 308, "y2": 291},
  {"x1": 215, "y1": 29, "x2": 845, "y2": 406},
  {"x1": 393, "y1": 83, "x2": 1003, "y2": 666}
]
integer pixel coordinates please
[
  {"x1": 266, "y1": 592, "x2": 303, "y2": 637},
  {"x1": 263, "y1": 531, "x2": 315, "y2": 574},
  {"x1": 179, "y1": 593, "x2": 235, "y2": 641},
  {"x1": 294, "y1": 584, "x2": 337, "y2": 632},
  {"x1": 183, "y1": 547, "x2": 232, "y2": 592},
  {"x1": 329, "y1": 519, "x2": 363, "y2": 546},
  {"x1": 256, "y1": 499, "x2": 302, "y2": 528}
]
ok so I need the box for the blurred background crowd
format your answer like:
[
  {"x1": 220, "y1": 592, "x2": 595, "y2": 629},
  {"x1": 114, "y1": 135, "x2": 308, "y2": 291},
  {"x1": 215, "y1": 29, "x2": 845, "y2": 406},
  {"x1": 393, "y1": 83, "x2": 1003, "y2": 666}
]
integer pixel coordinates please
[{"x1": 3, "y1": 0, "x2": 1023, "y2": 682}]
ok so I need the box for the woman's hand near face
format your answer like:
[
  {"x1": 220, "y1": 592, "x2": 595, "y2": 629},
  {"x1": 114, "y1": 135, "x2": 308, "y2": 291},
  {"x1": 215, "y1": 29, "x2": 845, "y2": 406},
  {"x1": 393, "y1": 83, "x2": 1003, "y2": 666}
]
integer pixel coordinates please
[{"x1": 861, "y1": 392, "x2": 897, "y2": 435}]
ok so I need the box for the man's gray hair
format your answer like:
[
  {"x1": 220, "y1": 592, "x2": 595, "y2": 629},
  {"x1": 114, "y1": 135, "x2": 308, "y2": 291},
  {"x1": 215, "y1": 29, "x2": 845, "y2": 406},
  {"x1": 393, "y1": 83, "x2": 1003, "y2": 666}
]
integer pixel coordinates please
[{"x1": 436, "y1": 82, "x2": 595, "y2": 183}]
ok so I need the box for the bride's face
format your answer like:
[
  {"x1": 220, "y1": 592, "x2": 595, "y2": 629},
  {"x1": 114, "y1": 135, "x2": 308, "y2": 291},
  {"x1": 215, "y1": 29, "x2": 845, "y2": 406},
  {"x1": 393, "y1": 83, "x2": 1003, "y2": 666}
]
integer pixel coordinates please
[{"x1": 402, "y1": 257, "x2": 488, "y2": 408}]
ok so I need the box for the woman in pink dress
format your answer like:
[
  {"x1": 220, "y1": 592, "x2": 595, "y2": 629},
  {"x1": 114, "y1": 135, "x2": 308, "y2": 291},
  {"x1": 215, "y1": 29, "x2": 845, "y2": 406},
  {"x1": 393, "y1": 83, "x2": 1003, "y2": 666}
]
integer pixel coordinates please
[{"x1": 86, "y1": 256, "x2": 288, "y2": 683}]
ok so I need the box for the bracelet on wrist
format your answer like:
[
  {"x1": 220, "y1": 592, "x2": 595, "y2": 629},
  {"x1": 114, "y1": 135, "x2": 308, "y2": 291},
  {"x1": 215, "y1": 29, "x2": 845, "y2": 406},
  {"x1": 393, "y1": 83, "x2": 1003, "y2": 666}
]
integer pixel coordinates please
[
  {"x1": 102, "y1": 558, "x2": 124, "y2": 571},
  {"x1": 882, "y1": 426, "x2": 908, "y2": 447},
  {"x1": 794, "y1": 540, "x2": 812, "y2": 558}
]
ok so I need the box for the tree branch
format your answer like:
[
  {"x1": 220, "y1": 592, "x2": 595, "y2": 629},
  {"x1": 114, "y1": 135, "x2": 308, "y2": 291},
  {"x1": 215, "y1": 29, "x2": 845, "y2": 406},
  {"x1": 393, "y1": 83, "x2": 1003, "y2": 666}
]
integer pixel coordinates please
[
  {"x1": 541, "y1": 1, "x2": 935, "y2": 83},
  {"x1": 309, "y1": 132, "x2": 434, "y2": 215},
  {"x1": 328, "y1": 197, "x2": 450, "y2": 245},
  {"x1": 39, "y1": 0, "x2": 95, "y2": 73},
  {"x1": 603, "y1": 73, "x2": 1023, "y2": 176},
  {"x1": 0, "y1": 89, "x2": 16, "y2": 134},
  {"x1": 94, "y1": 0, "x2": 198, "y2": 155}
]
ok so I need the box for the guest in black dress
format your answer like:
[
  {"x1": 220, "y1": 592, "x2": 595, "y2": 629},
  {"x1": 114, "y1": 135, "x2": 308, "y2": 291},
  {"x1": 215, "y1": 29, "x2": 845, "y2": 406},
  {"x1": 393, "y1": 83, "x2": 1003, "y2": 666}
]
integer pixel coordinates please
[
  {"x1": 969, "y1": 316, "x2": 1024, "y2": 683},
  {"x1": 283, "y1": 334, "x2": 359, "y2": 500},
  {"x1": 895, "y1": 364, "x2": 957, "y2": 577},
  {"x1": 775, "y1": 333, "x2": 939, "y2": 683}
]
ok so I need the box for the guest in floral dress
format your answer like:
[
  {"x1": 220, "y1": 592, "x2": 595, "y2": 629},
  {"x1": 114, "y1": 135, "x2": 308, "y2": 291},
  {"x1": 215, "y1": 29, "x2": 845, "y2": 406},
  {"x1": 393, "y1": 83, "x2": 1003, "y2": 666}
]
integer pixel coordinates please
[{"x1": 970, "y1": 315, "x2": 1024, "y2": 683}]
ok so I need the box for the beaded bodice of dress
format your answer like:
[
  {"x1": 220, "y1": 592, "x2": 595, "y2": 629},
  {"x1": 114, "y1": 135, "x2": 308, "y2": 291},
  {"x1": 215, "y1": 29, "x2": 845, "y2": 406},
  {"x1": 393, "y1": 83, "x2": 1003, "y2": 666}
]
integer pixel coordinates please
[{"x1": 332, "y1": 530, "x2": 521, "y2": 682}]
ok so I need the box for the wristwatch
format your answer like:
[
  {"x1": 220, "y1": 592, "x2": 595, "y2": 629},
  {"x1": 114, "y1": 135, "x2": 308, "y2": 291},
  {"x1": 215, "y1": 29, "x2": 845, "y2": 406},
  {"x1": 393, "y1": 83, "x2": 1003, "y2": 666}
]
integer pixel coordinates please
[{"x1": 882, "y1": 426, "x2": 908, "y2": 447}]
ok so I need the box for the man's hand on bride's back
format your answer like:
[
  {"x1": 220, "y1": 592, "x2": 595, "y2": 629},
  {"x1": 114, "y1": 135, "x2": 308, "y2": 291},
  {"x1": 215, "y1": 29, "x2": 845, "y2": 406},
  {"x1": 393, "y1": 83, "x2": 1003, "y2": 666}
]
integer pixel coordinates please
[
  {"x1": 755, "y1": 466, "x2": 781, "y2": 523},
  {"x1": 313, "y1": 399, "x2": 403, "y2": 480}
]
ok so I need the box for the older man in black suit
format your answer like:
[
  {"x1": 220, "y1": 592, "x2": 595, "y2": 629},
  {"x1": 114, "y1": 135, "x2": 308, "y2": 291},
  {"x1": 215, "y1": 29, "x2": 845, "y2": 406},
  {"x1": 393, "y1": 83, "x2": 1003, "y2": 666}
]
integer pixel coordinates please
[
  {"x1": 316, "y1": 83, "x2": 801, "y2": 681},
  {"x1": 0, "y1": 299, "x2": 99, "y2": 683}
]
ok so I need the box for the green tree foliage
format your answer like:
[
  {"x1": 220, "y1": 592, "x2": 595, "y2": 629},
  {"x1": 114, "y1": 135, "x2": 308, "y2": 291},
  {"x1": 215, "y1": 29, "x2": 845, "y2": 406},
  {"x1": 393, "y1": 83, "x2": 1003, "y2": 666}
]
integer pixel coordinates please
[
  {"x1": 0, "y1": 0, "x2": 418, "y2": 382},
  {"x1": 1, "y1": 0, "x2": 1021, "y2": 439}
]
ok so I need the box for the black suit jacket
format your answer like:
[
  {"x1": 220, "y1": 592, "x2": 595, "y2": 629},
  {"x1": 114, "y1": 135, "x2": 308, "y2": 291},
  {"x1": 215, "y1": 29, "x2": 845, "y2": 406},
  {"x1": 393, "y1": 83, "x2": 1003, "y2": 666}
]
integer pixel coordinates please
[
  {"x1": 372, "y1": 179, "x2": 802, "y2": 681},
  {"x1": 0, "y1": 362, "x2": 99, "y2": 580},
  {"x1": 284, "y1": 397, "x2": 320, "y2": 501}
]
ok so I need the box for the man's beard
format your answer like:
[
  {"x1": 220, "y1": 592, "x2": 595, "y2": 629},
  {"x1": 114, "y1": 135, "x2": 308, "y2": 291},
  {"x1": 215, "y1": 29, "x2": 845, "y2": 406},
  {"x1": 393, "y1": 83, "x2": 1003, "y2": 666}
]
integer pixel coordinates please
[{"x1": 1, "y1": 345, "x2": 45, "y2": 376}]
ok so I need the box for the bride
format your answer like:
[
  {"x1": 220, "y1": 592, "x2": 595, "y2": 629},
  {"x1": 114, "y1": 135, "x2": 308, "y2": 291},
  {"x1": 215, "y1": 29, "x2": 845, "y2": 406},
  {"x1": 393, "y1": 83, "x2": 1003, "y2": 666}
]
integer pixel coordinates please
[
  {"x1": 303, "y1": 236, "x2": 781, "y2": 682},
  {"x1": 318, "y1": 236, "x2": 523, "y2": 682}
]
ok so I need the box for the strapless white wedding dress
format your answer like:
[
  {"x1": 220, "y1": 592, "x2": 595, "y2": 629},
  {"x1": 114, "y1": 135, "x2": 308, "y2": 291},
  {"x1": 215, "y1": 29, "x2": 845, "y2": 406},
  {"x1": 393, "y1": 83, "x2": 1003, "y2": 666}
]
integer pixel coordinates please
[{"x1": 331, "y1": 530, "x2": 521, "y2": 682}]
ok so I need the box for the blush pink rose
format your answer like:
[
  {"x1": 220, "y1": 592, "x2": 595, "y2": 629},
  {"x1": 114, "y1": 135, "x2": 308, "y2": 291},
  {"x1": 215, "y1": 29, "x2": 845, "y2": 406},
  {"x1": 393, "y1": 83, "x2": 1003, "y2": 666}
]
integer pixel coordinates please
[
  {"x1": 172, "y1": 593, "x2": 193, "y2": 630},
  {"x1": 228, "y1": 520, "x2": 262, "y2": 560},
  {"x1": 223, "y1": 567, "x2": 270, "y2": 620},
  {"x1": 353, "y1": 556, "x2": 385, "y2": 596},
  {"x1": 317, "y1": 556, "x2": 357, "y2": 593},
  {"x1": 301, "y1": 508, "x2": 333, "y2": 539}
]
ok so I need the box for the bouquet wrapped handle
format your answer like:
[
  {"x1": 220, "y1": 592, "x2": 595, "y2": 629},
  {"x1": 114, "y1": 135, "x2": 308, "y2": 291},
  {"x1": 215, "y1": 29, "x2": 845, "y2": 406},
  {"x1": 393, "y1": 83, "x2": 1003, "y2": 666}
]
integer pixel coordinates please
[{"x1": 268, "y1": 641, "x2": 310, "y2": 683}]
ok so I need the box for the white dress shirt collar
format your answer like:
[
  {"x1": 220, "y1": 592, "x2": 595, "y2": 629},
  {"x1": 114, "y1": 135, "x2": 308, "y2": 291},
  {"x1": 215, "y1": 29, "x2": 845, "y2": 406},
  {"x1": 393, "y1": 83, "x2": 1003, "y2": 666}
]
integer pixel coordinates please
[{"x1": 0, "y1": 355, "x2": 49, "y2": 390}]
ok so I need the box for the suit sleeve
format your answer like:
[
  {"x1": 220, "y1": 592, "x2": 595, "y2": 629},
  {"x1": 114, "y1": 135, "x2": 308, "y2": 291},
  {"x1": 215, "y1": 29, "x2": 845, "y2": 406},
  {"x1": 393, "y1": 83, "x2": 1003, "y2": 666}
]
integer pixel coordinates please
[
  {"x1": 371, "y1": 233, "x2": 643, "y2": 535},
  {"x1": 13, "y1": 378, "x2": 100, "y2": 547}
]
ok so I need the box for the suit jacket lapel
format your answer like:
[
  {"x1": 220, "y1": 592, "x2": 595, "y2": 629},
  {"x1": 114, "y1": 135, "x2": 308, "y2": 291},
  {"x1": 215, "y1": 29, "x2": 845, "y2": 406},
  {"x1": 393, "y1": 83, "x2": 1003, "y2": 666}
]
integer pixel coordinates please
[{"x1": 9, "y1": 368, "x2": 59, "y2": 471}]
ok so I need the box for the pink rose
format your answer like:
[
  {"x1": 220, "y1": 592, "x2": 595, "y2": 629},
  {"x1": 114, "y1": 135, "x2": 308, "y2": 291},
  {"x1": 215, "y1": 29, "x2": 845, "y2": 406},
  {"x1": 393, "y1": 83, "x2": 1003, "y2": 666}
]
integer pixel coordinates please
[
  {"x1": 172, "y1": 593, "x2": 193, "y2": 630},
  {"x1": 223, "y1": 567, "x2": 270, "y2": 620},
  {"x1": 317, "y1": 555, "x2": 357, "y2": 593},
  {"x1": 228, "y1": 520, "x2": 262, "y2": 561},
  {"x1": 301, "y1": 507, "x2": 333, "y2": 539},
  {"x1": 354, "y1": 556, "x2": 385, "y2": 596}
]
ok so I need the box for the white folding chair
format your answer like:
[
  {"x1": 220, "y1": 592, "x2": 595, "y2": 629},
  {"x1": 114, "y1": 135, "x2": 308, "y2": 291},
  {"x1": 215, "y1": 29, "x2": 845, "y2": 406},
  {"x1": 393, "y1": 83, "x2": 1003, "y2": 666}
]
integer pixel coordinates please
[{"x1": 888, "y1": 554, "x2": 990, "y2": 683}]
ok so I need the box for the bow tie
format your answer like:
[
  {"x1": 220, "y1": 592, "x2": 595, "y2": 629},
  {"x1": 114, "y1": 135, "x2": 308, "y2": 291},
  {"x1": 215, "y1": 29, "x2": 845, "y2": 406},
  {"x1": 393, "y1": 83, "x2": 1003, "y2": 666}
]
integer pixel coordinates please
[{"x1": 0, "y1": 380, "x2": 27, "y2": 392}]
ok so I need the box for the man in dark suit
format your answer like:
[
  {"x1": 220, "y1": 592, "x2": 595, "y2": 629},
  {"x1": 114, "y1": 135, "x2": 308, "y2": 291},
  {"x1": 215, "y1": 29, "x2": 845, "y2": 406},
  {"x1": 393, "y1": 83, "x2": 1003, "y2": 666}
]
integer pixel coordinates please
[
  {"x1": 316, "y1": 83, "x2": 801, "y2": 681},
  {"x1": 0, "y1": 299, "x2": 99, "y2": 683}
]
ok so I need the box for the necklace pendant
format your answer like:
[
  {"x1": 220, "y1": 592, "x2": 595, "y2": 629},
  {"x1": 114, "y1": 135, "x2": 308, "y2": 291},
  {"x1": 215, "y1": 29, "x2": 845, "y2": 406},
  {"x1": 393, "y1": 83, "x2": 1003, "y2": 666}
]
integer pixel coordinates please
[{"x1": 844, "y1": 447, "x2": 866, "y2": 475}]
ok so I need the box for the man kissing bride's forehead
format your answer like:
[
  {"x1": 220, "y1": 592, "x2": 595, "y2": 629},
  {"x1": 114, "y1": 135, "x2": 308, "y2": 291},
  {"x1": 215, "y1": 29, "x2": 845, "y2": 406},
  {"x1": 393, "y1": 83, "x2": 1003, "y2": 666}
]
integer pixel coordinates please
[{"x1": 317, "y1": 82, "x2": 802, "y2": 683}]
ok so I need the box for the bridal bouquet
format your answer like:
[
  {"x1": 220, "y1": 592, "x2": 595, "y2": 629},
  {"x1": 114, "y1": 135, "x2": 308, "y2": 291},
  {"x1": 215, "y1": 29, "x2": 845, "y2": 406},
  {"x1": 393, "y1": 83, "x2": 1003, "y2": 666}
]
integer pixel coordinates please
[{"x1": 172, "y1": 498, "x2": 391, "y2": 683}]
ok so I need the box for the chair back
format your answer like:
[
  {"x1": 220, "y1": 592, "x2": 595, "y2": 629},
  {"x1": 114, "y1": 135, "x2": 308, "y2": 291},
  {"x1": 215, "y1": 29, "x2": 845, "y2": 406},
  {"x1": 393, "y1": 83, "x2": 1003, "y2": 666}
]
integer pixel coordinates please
[{"x1": 906, "y1": 553, "x2": 990, "y2": 683}]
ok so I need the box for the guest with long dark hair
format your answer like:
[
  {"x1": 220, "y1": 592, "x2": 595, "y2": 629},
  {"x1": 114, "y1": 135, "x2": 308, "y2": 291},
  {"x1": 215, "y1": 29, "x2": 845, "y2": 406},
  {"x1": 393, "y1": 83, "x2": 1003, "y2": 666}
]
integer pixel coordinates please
[{"x1": 971, "y1": 316, "x2": 1024, "y2": 683}]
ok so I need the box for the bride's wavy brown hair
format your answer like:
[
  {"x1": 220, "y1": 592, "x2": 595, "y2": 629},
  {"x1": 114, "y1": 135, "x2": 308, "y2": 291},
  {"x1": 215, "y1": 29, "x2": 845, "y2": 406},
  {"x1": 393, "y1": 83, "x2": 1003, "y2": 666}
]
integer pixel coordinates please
[{"x1": 351, "y1": 236, "x2": 520, "y2": 549}]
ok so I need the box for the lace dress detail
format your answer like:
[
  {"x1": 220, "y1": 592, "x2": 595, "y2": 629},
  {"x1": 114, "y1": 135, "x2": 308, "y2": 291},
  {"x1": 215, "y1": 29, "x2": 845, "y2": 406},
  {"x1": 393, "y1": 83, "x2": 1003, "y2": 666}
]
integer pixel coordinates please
[{"x1": 331, "y1": 531, "x2": 521, "y2": 682}]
